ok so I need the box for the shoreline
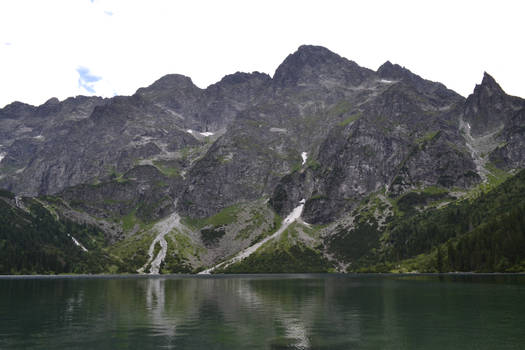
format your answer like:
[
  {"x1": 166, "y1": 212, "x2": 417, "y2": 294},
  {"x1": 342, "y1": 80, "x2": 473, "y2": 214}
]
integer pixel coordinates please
[{"x1": 1, "y1": 272, "x2": 525, "y2": 280}]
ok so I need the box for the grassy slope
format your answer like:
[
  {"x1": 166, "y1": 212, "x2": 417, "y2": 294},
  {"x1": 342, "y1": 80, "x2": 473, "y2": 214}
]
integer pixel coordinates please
[{"x1": 217, "y1": 222, "x2": 332, "y2": 273}]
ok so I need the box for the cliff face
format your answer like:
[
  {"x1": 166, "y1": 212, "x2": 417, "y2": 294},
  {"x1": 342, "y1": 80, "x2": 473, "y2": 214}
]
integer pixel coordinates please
[{"x1": 1, "y1": 45, "x2": 524, "y2": 274}]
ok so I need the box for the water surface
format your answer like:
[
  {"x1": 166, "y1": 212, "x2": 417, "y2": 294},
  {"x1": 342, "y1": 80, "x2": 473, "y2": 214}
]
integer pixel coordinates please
[{"x1": 1, "y1": 274, "x2": 524, "y2": 349}]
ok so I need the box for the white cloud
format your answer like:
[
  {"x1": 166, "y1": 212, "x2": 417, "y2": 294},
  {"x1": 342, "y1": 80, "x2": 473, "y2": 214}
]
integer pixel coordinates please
[
  {"x1": 0, "y1": 0, "x2": 524, "y2": 108},
  {"x1": 77, "y1": 66, "x2": 101, "y2": 94}
]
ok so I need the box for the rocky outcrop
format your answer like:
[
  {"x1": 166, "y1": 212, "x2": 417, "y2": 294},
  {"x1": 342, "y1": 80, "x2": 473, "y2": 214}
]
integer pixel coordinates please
[{"x1": 463, "y1": 72, "x2": 524, "y2": 137}]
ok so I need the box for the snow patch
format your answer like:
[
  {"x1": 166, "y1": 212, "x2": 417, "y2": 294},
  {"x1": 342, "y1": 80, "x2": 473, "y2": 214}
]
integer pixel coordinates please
[
  {"x1": 0, "y1": 152, "x2": 5, "y2": 163},
  {"x1": 199, "y1": 199, "x2": 306, "y2": 274},
  {"x1": 270, "y1": 127, "x2": 287, "y2": 133},
  {"x1": 380, "y1": 79, "x2": 393, "y2": 83},
  {"x1": 187, "y1": 129, "x2": 214, "y2": 137},
  {"x1": 34, "y1": 135, "x2": 44, "y2": 140},
  {"x1": 301, "y1": 152, "x2": 308, "y2": 165},
  {"x1": 68, "y1": 234, "x2": 88, "y2": 252}
]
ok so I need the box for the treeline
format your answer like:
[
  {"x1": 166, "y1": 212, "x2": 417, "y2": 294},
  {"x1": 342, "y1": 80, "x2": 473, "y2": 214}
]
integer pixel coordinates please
[
  {"x1": 385, "y1": 169, "x2": 525, "y2": 263},
  {"x1": 0, "y1": 193, "x2": 125, "y2": 274}
]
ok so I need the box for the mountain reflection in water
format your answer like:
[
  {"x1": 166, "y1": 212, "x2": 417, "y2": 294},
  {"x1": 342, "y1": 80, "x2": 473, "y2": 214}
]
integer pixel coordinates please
[{"x1": 1, "y1": 274, "x2": 524, "y2": 349}]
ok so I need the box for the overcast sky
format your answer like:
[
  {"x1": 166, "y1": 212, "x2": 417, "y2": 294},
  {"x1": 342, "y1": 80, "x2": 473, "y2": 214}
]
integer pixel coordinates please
[{"x1": 0, "y1": 0, "x2": 524, "y2": 108}]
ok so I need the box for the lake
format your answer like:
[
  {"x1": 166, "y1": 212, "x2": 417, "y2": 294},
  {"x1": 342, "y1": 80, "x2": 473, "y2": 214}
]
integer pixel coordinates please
[{"x1": 1, "y1": 274, "x2": 524, "y2": 349}]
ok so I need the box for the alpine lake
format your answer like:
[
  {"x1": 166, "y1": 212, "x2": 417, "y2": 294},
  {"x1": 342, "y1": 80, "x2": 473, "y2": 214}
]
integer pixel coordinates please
[{"x1": 1, "y1": 274, "x2": 524, "y2": 349}]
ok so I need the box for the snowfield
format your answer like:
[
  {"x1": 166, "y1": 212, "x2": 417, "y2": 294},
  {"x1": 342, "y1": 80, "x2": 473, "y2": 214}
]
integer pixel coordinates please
[{"x1": 301, "y1": 152, "x2": 308, "y2": 165}]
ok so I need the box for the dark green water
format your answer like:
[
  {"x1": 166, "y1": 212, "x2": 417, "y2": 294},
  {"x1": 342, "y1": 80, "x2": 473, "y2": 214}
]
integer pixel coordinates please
[{"x1": 1, "y1": 274, "x2": 524, "y2": 349}]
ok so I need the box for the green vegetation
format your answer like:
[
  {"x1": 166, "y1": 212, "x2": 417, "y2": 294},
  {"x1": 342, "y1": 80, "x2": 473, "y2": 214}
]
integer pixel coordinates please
[
  {"x1": 183, "y1": 204, "x2": 242, "y2": 229},
  {"x1": 486, "y1": 161, "x2": 511, "y2": 186},
  {"x1": 0, "y1": 189, "x2": 14, "y2": 199},
  {"x1": 415, "y1": 130, "x2": 440, "y2": 149},
  {"x1": 108, "y1": 167, "x2": 128, "y2": 183},
  {"x1": 236, "y1": 207, "x2": 280, "y2": 242},
  {"x1": 328, "y1": 100, "x2": 352, "y2": 118},
  {"x1": 395, "y1": 186, "x2": 450, "y2": 214},
  {"x1": 201, "y1": 226, "x2": 226, "y2": 246},
  {"x1": 122, "y1": 209, "x2": 140, "y2": 232},
  {"x1": 0, "y1": 193, "x2": 125, "y2": 274},
  {"x1": 361, "y1": 201, "x2": 525, "y2": 273},
  {"x1": 110, "y1": 230, "x2": 156, "y2": 272},
  {"x1": 171, "y1": 233, "x2": 205, "y2": 260},
  {"x1": 2, "y1": 164, "x2": 524, "y2": 275},
  {"x1": 306, "y1": 157, "x2": 321, "y2": 170},
  {"x1": 160, "y1": 252, "x2": 193, "y2": 274},
  {"x1": 464, "y1": 163, "x2": 511, "y2": 199},
  {"x1": 217, "y1": 222, "x2": 331, "y2": 273},
  {"x1": 361, "y1": 169, "x2": 525, "y2": 272},
  {"x1": 153, "y1": 160, "x2": 180, "y2": 178},
  {"x1": 320, "y1": 170, "x2": 525, "y2": 273},
  {"x1": 219, "y1": 243, "x2": 331, "y2": 273},
  {"x1": 159, "y1": 233, "x2": 197, "y2": 274}
]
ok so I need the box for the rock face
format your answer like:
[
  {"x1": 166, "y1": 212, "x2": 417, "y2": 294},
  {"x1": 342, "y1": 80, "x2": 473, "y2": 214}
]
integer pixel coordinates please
[
  {"x1": 1, "y1": 44, "x2": 524, "y2": 228},
  {"x1": 463, "y1": 73, "x2": 522, "y2": 136}
]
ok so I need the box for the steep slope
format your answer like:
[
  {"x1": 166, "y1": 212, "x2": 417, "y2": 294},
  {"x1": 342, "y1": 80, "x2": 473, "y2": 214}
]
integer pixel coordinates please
[{"x1": 460, "y1": 72, "x2": 525, "y2": 174}]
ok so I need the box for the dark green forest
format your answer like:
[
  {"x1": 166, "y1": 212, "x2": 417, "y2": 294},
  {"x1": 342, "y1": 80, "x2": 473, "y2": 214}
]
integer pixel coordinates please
[
  {"x1": 0, "y1": 192, "x2": 125, "y2": 274},
  {"x1": 364, "y1": 169, "x2": 525, "y2": 272}
]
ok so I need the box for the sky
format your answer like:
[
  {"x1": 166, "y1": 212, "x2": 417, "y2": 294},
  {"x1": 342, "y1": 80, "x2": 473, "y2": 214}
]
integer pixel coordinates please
[{"x1": 0, "y1": 0, "x2": 524, "y2": 108}]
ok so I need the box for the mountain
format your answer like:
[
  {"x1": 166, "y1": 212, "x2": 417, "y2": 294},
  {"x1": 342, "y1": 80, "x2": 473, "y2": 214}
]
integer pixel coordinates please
[{"x1": 1, "y1": 45, "x2": 524, "y2": 275}]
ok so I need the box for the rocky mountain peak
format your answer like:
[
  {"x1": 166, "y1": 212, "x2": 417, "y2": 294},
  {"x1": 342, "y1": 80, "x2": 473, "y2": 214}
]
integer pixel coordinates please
[
  {"x1": 463, "y1": 72, "x2": 516, "y2": 137},
  {"x1": 474, "y1": 72, "x2": 505, "y2": 97},
  {"x1": 272, "y1": 45, "x2": 371, "y2": 87}
]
